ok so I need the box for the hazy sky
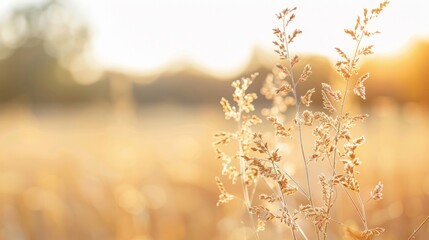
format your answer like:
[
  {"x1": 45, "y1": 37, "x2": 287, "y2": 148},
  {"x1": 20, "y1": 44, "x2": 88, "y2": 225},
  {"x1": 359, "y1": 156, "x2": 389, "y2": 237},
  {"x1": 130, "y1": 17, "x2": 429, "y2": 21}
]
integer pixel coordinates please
[{"x1": 1, "y1": 0, "x2": 429, "y2": 76}]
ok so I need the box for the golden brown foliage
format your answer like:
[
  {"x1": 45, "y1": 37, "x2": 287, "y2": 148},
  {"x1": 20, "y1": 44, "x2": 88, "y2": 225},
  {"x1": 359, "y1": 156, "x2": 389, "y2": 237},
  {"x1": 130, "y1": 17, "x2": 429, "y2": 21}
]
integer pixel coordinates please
[{"x1": 214, "y1": 1, "x2": 390, "y2": 239}]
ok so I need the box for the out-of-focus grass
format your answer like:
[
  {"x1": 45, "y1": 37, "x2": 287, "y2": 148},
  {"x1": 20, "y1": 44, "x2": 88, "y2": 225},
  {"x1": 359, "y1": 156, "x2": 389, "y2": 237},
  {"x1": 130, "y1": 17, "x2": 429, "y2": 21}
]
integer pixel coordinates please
[{"x1": 0, "y1": 101, "x2": 427, "y2": 240}]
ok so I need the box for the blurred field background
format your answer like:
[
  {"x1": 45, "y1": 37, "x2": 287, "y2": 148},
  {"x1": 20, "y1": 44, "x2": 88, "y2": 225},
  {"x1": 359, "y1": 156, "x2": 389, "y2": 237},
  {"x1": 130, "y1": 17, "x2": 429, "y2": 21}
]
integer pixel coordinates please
[{"x1": 0, "y1": 0, "x2": 428, "y2": 239}]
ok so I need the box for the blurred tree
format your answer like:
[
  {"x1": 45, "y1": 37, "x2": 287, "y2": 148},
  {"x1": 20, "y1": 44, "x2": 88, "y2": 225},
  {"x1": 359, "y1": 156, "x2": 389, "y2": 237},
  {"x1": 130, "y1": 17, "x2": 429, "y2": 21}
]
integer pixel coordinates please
[{"x1": 0, "y1": 0, "x2": 108, "y2": 104}]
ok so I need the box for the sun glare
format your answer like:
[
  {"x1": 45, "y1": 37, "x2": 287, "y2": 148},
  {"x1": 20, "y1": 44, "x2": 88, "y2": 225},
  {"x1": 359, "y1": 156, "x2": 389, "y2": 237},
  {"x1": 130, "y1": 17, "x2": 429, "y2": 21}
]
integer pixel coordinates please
[{"x1": 2, "y1": 0, "x2": 429, "y2": 75}]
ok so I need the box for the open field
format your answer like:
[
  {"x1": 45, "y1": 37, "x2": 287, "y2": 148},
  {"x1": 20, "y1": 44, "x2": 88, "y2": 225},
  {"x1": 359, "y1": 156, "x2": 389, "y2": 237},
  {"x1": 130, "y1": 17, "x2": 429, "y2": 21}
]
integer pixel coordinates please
[
  {"x1": 0, "y1": 102, "x2": 427, "y2": 239},
  {"x1": 0, "y1": 0, "x2": 428, "y2": 239}
]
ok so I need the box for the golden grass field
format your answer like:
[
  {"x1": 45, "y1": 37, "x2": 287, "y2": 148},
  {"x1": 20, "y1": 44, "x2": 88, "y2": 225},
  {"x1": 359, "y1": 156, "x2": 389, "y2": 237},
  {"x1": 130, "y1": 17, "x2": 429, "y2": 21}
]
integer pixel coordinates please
[
  {"x1": 0, "y1": 100, "x2": 427, "y2": 240},
  {"x1": 0, "y1": 0, "x2": 428, "y2": 239}
]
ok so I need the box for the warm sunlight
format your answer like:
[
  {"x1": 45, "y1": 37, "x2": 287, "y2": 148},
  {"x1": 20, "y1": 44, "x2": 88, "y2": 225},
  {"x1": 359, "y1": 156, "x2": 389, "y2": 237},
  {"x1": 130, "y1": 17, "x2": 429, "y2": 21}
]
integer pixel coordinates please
[
  {"x1": 1, "y1": 0, "x2": 428, "y2": 75},
  {"x1": 74, "y1": 0, "x2": 429, "y2": 74},
  {"x1": 0, "y1": 0, "x2": 429, "y2": 239}
]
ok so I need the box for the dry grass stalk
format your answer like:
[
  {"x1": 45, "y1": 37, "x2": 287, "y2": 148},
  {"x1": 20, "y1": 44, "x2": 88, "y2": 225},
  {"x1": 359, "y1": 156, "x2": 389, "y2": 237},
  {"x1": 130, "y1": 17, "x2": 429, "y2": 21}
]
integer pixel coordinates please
[
  {"x1": 407, "y1": 216, "x2": 429, "y2": 240},
  {"x1": 215, "y1": 176, "x2": 234, "y2": 206},
  {"x1": 214, "y1": 1, "x2": 390, "y2": 239}
]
